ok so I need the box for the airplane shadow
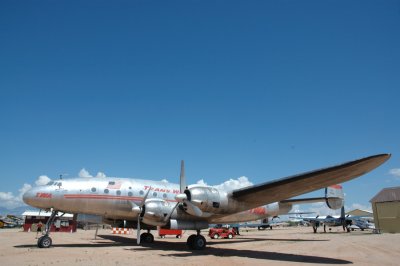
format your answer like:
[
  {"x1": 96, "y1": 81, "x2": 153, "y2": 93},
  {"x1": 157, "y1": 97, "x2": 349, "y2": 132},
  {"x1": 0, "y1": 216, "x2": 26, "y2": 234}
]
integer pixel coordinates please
[{"x1": 14, "y1": 235, "x2": 351, "y2": 264}]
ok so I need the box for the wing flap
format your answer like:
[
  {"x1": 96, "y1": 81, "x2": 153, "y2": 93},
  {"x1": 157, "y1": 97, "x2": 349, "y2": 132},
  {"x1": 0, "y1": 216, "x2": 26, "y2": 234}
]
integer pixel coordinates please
[{"x1": 231, "y1": 154, "x2": 390, "y2": 208}]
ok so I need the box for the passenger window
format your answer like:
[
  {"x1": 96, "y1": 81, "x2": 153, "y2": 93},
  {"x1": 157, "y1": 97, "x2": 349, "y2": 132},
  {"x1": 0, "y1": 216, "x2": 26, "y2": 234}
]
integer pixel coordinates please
[
  {"x1": 153, "y1": 192, "x2": 157, "y2": 197},
  {"x1": 91, "y1": 187, "x2": 96, "y2": 192},
  {"x1": 139, "y1": 190, "x2": 144, "y2": 195},
  {"x1": 104, "y1": 189, "x2": 109, "y2": 194},
  {"x1": 128, "y1": 192, "x2": 133, "y2": 197},
  {"x1": 116, "y1": 190, "x2": 121, "y2": 195}
]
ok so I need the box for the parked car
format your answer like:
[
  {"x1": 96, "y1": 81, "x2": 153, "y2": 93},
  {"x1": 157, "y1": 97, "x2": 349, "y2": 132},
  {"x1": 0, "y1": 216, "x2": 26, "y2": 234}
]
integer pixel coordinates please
[{"x1": 208, "y1": 225, "x2": 236, "y2": 239}]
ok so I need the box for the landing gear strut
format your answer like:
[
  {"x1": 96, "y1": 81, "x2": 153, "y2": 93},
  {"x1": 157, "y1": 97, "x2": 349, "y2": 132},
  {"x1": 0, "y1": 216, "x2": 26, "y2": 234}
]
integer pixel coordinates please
[
  {"x1": 186, "y1": 230, "x2": 206, "y2": 250},
  {"x1": 37, "y1": 210, "x2": 61, "y2": 248}
]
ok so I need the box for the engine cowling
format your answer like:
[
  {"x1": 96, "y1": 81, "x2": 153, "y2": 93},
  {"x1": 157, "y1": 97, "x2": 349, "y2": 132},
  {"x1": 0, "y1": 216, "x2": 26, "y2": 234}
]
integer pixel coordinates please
[
  {"x1": 186, "y1": 186, "x2": 221, "y2": 213},
  {"x1": 141, "y1": 199, "x2": 171, "y2": 226},
  {"x1": 168, "y1": 219, "x2": 208, "y2": 230}
]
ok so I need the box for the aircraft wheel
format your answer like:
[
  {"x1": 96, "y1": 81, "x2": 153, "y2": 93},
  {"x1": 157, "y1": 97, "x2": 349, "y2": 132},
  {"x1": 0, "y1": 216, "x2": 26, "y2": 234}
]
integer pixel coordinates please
[
  {"x1": 213, "y1": 234, "x2": 219, "y2": 239},
  {"x1": 227, "y1": 233, "x2": 233, "y2": 239},
  {"x1": 186, "y1": 234, "x2": 196, "y2": 249},
  {"x1": 38, "y1": 235, "x2": 52, "y2": 248},
  {"x1": 191, "y1": 235, "x2": 206, "y2": 250},
  {"x1": 313, "y1": 226, "x2": 317, "y2": 233},
  {"x1": 140, "y1": 232, "x2": 154, "y2": 243}
]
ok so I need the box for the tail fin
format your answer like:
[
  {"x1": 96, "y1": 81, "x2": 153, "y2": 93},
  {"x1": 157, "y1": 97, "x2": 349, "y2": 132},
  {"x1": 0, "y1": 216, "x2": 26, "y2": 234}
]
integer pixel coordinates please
[
  {"x1": 325, "y1": 185, "x2": 344, "y2": 210},
  {"x1": 340, "y1": 205, "x2": 345, "y2": 219},
  {"x1": 280, "y1": 184, "x2": 344, "y2": 210}
]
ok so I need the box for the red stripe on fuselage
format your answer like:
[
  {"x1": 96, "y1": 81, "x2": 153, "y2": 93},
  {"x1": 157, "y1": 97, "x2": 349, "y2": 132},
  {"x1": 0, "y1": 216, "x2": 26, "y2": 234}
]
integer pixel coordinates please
[{"x1": 63, "y1": 194, "x2": 177, "y2": 202}]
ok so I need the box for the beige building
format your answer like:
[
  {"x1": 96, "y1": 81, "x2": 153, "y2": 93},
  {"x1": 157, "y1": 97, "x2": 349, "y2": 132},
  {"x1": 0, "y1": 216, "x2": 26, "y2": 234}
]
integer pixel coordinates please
[
  {"x1": 370, "y1": 186, "x2": 400, "y2": 233},
  {"x1": 346, "y1": 209, "x2": 373, "y2": 217}
]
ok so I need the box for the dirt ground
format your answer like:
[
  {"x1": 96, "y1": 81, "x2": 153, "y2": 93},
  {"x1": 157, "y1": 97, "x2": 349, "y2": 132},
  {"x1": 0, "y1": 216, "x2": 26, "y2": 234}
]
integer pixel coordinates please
[{"x1": 1, "y1": 226, "x2": 399, "y2": 266}]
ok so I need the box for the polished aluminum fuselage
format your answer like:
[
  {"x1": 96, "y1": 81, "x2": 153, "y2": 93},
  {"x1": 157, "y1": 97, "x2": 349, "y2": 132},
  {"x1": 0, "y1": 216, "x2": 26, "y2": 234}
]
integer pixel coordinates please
[{"x1": 23, "y1": 177, "x2": 293, "y2": 224}]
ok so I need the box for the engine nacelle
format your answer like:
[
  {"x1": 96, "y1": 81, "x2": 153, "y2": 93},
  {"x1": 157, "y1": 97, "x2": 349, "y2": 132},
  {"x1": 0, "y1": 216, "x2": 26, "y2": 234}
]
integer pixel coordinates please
[
  {"x1": 187, "y1": 186, "x2": 222, "y2": 213},
  {"x1": 168, "y1": 219, "x2": 209, "y2": 230},
  {"x1": 142, "y1": 199, "x2": 171, "y2": 226}
]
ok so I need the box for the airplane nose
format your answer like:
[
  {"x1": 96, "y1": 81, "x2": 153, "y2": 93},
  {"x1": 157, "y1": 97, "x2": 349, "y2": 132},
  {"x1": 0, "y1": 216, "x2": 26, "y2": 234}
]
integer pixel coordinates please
[{"x1": 23, "y1": 188, "x2": 36, "y2": 206}]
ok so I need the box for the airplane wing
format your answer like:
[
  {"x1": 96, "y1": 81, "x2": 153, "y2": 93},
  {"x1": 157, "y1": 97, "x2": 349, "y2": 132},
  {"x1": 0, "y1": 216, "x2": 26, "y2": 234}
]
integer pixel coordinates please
[{"x1": 231, "y1": 154, "x2": 390, "y2": 209}]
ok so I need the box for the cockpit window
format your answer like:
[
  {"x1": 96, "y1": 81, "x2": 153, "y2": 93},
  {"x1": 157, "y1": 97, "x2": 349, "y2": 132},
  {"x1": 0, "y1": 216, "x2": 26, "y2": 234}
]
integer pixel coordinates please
[
  {"x1": 108, "y1": 181, "x2": 115, "y2": 185},
  {"x1": 47, "y1": 181, "x2": 54, "y2": 186}
]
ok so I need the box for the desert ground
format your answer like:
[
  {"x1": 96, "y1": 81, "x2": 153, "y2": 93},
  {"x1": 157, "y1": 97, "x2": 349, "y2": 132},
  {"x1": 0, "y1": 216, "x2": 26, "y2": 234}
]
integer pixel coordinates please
[{"x1": 1, "y1": 226, "x2": 399, "y2": 266}]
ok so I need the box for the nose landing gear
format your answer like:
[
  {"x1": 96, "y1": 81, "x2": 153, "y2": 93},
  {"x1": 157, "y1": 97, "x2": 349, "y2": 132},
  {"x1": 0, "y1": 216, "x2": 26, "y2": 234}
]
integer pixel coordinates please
[{"x1": 37, "y1": 210, "x2": 61, "y2": 248}]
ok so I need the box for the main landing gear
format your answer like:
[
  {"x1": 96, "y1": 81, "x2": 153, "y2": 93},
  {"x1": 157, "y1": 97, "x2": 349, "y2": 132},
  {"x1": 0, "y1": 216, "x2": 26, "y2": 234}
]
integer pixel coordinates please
[
  {"x1": 37, "y1": 210, "x2": 60, "y2": 248},
  {"x1": 186, "y1": 230, "x2": 206, "y2": 250},
  {"x1": 139, "y1": 230, "x2": 154, "y2": 244}
]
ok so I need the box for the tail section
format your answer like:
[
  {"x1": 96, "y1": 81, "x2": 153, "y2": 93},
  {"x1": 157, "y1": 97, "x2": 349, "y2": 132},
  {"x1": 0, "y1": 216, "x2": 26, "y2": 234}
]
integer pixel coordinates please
[
  {"x1": 325, "y1": 185, "x2": 344, "y2": 210},
  {"x1": 280, "y1": 184, "x2": 344, "y2": 210}
]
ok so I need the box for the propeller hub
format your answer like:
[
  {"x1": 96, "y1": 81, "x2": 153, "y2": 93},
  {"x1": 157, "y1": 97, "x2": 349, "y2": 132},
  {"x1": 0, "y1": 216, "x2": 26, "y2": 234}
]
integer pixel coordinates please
[{"x1": 175, "y1": 193, "x2": 187, "y2": 202}]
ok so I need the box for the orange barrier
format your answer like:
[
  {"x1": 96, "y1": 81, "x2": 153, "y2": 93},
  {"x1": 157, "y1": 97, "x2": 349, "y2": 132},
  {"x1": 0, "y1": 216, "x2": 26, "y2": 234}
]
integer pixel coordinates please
[{"x1": 112, "y1": 227, "x2": 133, "y2": 234}]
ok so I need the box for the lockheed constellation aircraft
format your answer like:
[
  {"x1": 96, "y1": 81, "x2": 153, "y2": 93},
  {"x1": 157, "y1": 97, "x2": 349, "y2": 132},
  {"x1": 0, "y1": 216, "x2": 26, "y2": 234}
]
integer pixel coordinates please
[{"x1": 23, "y1": 154, "x2": 390, "y2": 249}]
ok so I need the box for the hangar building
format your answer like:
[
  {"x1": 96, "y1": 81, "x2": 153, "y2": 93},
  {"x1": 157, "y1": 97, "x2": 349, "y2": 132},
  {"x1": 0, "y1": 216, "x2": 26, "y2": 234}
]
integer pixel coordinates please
[
  {"x1": 22, "y1": 210, "x2": 77, "y2": 233},
  {"x1": 370, "y1": 186, "x2": 400, "y2": 233}
]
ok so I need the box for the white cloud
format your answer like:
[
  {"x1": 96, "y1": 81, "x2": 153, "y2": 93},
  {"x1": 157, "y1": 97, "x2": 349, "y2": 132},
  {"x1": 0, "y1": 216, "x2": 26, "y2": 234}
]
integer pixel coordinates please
[
  {"x1": 194, "y1": 176, "x2": 253, "y2": 192},
  {"x1": 35, "y1": 175, "x2": 51, "y2": 186},
  {"x1": 95, "y1": 172, "x2": 106, "y2": 178},
  {"x1": 0, "y1": 183, "x2": 32, "y2": 210},
  {"x1": 214, "y1": 176, "x2": 253, "y2": 191},
  {"x1": 389, "y1": 168, "x2": 400, "y2": 179},
  {"x1": 79, "y1": 168, "x2": 92, "y2": 178},
  {"x1": 160, "y1": 179, "x2": 169, "y2": 183},
  {"x1": 78, "y1": 168, "x2": 107, "y2": 178}
]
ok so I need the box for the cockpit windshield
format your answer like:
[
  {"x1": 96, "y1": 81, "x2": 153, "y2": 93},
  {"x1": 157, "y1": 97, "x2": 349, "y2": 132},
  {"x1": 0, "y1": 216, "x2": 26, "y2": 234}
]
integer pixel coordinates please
[{"x1": 46, "y1": 181, "x2": 54, "y2": 186}]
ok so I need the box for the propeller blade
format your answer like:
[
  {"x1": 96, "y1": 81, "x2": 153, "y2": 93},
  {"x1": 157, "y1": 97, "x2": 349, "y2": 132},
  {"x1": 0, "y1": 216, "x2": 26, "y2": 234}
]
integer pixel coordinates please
[
  {"x1": 140, "y1": 187, "x2": 152, "y2": 207},
  {"x1": 137, "y1": 215, "x2": 141, "y2": 245},
  {"x1": 163, "y1": 202, "x2": 179, "y2": 223},
  {"x1": 184, "y1": 201, "x2": 203, "y2": 217},
  {"x1": 180, "y1": 160, "x2": 186, "y2": 193}
]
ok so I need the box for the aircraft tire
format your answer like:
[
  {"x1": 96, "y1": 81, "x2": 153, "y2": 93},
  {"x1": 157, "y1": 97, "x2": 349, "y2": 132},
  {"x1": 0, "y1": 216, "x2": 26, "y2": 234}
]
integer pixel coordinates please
[
  {"x1": 191, "y1": 235, "x2": 206, "y2": 250},
  {"x1": 186, "y1": 234, "x2": 196, "y2": 249},
  {"x1": 141, "y1": 233, "x2": 154, "y2": 243},
  {"x1": 313, "y1": 226, "x2": 317, "y2": 233},
  {"x1": 38, "y1": 236, "x2": 52, "y2": 248}
]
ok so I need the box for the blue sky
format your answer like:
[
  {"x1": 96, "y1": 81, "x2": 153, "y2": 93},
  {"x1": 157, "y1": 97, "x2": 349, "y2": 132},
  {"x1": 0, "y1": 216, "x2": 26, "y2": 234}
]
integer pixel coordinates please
[{"x1": 1, "y1": 1, "x2": 399, "y2": 214}]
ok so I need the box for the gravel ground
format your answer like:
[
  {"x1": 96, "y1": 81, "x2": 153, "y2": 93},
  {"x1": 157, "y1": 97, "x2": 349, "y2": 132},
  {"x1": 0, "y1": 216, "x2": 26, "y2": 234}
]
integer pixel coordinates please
[{"x1": 1, "y1": 226, "x2": 399, "y2": 266}]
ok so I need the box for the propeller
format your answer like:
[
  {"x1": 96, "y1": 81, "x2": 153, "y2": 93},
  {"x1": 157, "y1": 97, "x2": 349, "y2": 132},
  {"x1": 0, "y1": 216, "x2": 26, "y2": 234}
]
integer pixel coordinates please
[
  {"x1": 176, "y1": 160, "x2": 203, "y2": 217},
  {"x1": 164, "y1": 160, "x2": 203, "y2": 223},
  {"x1": 135, "y1": 187, "x2": 152, "y2": 244}
]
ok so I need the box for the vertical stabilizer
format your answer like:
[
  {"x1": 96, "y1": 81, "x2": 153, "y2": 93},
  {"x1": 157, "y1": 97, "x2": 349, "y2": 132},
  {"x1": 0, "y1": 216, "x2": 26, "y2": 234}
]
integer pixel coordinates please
[{"x1": 325, "y1": 185, "x2": 344, "y2": 210}]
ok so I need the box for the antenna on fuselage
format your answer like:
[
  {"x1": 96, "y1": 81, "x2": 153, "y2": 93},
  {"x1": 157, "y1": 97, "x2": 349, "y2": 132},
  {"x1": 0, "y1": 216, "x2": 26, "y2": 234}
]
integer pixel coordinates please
[{"x1": 59, "y1": 173, "x2": 69, "y2": 180}]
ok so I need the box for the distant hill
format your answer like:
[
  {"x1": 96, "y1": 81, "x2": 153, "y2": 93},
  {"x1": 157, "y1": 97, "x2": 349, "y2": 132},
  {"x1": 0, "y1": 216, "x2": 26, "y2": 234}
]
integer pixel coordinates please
[{"x1": 0, "y1": 206, "x2": 37, "y2": 217}]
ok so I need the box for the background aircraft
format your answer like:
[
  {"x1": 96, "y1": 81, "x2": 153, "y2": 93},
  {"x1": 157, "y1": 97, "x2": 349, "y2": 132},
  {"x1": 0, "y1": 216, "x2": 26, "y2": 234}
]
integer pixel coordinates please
[
  {"x1": 303, "y1": 206, "x2": 352, "y2": 233},
  {"x1": 23, "y1": 154, "x2": 390, "y2": 249}
]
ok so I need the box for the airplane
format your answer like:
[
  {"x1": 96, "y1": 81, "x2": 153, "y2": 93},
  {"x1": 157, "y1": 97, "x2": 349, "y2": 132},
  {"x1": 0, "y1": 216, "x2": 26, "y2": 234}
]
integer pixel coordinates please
[
  {"x1": 22, "y1": 153, "x2": 390, "y2": 249},
  {"x1": 302, "y1": 206, "x2": 352, "y2": 233},
  {"x1": 0, "y1": 217, "x2": 18, "y2": 228},
  {"x1": 348, "y1": 217, "x2": 375, "y2": 231}
]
